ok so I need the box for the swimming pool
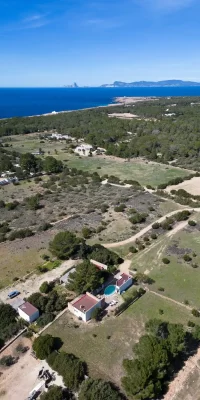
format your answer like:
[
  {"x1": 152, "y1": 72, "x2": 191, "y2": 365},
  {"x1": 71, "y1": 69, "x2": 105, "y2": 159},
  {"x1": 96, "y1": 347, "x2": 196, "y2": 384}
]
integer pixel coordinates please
[{"x1": 104, "y1": 285, "x2": 116, "y2": 296}]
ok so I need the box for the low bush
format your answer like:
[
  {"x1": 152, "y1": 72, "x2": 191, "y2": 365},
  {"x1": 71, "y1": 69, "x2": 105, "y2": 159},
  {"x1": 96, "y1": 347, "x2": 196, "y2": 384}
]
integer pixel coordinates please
[
  {"x1": 162, "y1": 258, "x2": 170, "y2": 264},
  {"x1": 188, "y1": 220, "x2": 197, "y2": 226},
  {"x1": 192, "y1": 309, "x2": 200, "y2": 318},
  {"x1": 8, "y1": 228, "x2": 34, "y2": 241},
  {"x1": 183, "y1": 254, "x2": 192, "y2": 262},
  {"x1": 152, "y1": 222, "x2": 160, "y2": 229},
  {"x1": 129, "y1": 213, "x2": 147, "y2": 224},
  {"x1": 151, "y1": 233, "x2": 158, "y2": 240},
  {"x1": 129, "y1": 246, "x2": 138, "y2": 253},
  {"x1": 114, "y1": 204, "x2": 126, "y2": 212}
]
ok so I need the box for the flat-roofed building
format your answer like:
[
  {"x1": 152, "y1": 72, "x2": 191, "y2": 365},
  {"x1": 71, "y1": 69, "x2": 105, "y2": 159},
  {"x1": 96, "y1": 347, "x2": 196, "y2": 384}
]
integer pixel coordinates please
[
  {"x1": 18, "y1": 302, "x2": 39, "y2": 323},
  {"x1": 116, "y1": 273, "x2": 133, "y2": 294},
  {"x1": 68, "y1": 292, "x2": 104, "y2": 322}
]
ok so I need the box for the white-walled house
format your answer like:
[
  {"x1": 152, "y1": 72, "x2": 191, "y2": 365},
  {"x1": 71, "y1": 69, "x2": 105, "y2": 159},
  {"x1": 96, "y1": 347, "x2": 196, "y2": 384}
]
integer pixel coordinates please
[
  {"x1": 74, "y1": 144, "x2": 93, "y2": 156},
  {"x1": 18, "y1": 302, "x2": 39, "y2": 323},
  {"x1": 116, "y1": 273, "x2": 133, "y2": 294},
  {"x1": 68, "y1": 292, "x2": 104, "y2": 322}
]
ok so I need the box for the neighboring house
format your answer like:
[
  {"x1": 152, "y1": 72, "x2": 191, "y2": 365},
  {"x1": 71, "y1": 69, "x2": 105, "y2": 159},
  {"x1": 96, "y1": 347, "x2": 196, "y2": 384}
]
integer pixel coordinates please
[
  {"x1": 60, "y1": 268, "x2": 76, "y2": 284},
  {"x1": 68, "y1": 292, "x2": 104, "y2": 322},
  {"x1": 74, "y1": 144, "x2": 93, "y2": 156},
  {"x1": 115, "y1": 273, "x2": 133, "y2": 294},
  {"x1": 51, "y1": 133, "x2": 72, "y2": 140},
  {"x1": 90, "y1": 259, "x2": 108, "y2": 271},
  {"x1": 18, "y1": 302, "x2": 39, "y2": 323}
]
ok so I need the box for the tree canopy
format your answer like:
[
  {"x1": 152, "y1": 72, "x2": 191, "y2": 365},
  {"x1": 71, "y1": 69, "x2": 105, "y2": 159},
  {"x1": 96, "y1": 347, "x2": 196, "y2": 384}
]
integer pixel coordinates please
[
  {"x1": 67, "y1": 260, "x2": 106, "y2": 294},
  {"x1": 79, "y1": 378, "x2": 122, "y2": 400},
  {"x1": 49, "y1": 231, "x2": 83, "y2": 259},
  {"x1": 47, "y1": 351, "x2": 86, "y2": 390},
  {"x1": 33, "y1": 334, "x2": 57, "y2": 359},
  {"x1": 122, "y1": 320, "x2": 187, "y2": 400},
  {"x1": 40, "y1": 385, "x2": 74, "y2": 400}
]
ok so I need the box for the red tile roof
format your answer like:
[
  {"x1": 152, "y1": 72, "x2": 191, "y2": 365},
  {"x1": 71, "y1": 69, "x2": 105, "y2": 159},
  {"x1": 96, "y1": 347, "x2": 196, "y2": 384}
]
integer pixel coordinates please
[
  {"x1": 117, "y1": 273, "x2": 132, "y2": 287},
  {"x1": 19, "y1": 302, "x2": 38, "y2": 316},
  {"x1": 72, "y1": 293, "x2": 100, "y2": 313}
]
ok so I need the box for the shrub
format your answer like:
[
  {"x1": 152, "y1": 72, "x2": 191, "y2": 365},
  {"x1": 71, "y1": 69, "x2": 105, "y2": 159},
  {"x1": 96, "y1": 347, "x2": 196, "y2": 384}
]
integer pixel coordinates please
[
  {"x1": 188, "y1": 321, "x2": 195, "y2": 327},
  {"x1": 39, "y1": 281, "x2": 54, "y2": 294},
  {"x1": 174, "y1": 210, "x2": 191, "y2": 221},
  {"x1": 162, "y1": 258, "x2": 170, "y2": 264},
  {"x1": 8, "y1": 228, "x2": 34, "y2": 241},
  {"x1": 151, "y1": 233, "x2": 158, "y2": 240},
  {"x1": 0, "y1": 355, "x2": 17, "y2": 367},
  {"x1": 183, "y1": 254, "x2": 192, "y2": 262},
  {"x1": 192, "y1": 309, "x2": 200, "y2": 318},
  {"x1": 101, "y1": 204, "x2": 109, "y2": 213},
  {"x1": 152, "y1": 222, "x2": 160, "y2": 229},
  {"x1": 114, "y1": 204, "x2": 126, "y2": 212},
  {"x1": 0, "y1": 200, "x2": 5, "y2": 208},
  {"x1": 148, "y1": 206, "x2": 155, "y2": 211},
  {"x1": 158, "y1": 287, "x2": 165, "y2": 292},
  {"x1": 129, "y1": 246, "x2": 138, "y2": 253},
  {"x1": 38, "y1": 223, "x2": 52, "y2": 232},
  {"x1": 5, "y1": 201, "x2": 18, "y2": 210},
  {"x1": 82, "y1": 227, "x2": 92, "y2": 239},
  {"x1": 188, "y1": 220, "x2": 197, "y2": 226},
  {"x1": 129, "y1": 213, "x2": 147, "y2": 224}
]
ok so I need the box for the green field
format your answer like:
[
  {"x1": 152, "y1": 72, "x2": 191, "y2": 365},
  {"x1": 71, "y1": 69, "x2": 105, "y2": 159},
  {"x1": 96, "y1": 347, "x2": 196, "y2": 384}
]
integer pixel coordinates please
[
  {"x1": 46, "y1": 291, "x2": 195, "y2": 387},
  {"x1": 65, "y1": 155, "x2": 191, "y2": 186},
  {"x1": 6, "y1": 134, "x2": 192, "y2": 186}
]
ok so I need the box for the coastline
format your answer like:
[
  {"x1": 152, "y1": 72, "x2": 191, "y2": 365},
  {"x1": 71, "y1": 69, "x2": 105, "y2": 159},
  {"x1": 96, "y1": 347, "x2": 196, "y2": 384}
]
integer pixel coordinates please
[{"x1": 0, "y1": 96, "x2": 157, "y2": 121}]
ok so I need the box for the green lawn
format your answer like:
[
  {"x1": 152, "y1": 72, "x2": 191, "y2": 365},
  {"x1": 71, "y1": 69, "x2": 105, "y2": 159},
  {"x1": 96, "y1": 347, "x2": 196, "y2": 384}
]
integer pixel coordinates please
[{"x1": 46, "y1": 292, "x2": 194, "y2": 387}]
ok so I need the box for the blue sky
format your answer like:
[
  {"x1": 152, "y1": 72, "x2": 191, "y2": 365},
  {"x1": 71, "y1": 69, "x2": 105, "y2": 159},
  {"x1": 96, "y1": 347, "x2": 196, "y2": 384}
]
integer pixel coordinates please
[{"x1": 0, "y1": 0, "x2": 200, "y2": 86}]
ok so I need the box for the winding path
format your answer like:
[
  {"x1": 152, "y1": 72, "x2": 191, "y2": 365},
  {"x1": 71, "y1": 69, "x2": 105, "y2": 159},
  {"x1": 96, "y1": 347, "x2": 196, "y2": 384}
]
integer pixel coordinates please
[{"x1": 103, "y1": 208, "x2": 199, "y2": 248}]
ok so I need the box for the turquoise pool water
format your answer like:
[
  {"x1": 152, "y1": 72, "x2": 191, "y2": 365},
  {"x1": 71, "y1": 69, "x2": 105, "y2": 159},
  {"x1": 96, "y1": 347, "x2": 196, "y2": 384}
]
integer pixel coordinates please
[{"x1": 104, "y1": 285, "x2": 116, "y2": 296}]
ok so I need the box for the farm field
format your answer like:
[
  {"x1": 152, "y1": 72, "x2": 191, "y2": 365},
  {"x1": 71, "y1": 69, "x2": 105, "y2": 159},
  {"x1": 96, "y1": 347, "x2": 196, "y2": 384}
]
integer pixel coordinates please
[{"x1": 46, "y1": 291, "x2": 196, "y2": 387}]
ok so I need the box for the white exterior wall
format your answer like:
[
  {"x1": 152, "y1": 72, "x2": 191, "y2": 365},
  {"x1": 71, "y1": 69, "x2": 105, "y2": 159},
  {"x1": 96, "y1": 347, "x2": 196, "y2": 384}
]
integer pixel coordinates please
[
  {"x1": 117, "y1": 278, "x2": 133, "y2": 294},
  {"x1": 85, "y1": 302, "x2": 102, "y2": 321},
  {"x1": 18, "y1": 308, "x2": 39, "y2": 323},
  {"x1": 68, "y1": 300, "x2": 102, "y2": 322}
]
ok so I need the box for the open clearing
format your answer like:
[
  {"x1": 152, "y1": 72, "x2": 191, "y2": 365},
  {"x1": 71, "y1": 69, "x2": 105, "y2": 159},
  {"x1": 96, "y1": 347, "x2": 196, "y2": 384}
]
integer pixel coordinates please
[
  {"x1": 166, "y1": 176, "x2": 200, "y2": 196},
  {"x1": 46, "y1": 292, "x2": 195, "y2": 387},
  {"x1": 65, "y1": 154, "x2": 191, "y2": 187},
  {"x1": 130, "y1": 215, "x2": 200, "y2": 307},
  {"x1": 5, "y1": 133, "x2": 191, "y2": 187}
]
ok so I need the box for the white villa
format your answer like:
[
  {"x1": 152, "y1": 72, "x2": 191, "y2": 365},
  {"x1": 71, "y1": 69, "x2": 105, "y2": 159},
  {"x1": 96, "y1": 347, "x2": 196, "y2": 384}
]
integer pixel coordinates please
[{"x1": 68, "y1": 292, "x2": 105, "y2": 322}]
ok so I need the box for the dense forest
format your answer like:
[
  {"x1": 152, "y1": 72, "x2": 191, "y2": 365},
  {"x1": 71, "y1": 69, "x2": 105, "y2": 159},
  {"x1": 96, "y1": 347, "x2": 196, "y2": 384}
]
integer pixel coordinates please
[{"x1": 1, "y1": 96, "x2": 200, "y2": 170}]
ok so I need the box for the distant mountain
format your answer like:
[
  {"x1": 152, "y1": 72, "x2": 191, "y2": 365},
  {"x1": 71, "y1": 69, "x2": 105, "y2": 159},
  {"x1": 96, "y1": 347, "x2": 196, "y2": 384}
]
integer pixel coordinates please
[
  {"x1": 64, "y1": 82, "x2": 79, "y2": 88},
  {"x1": 101, "y1": 80, "x2": 200, "y2": 87}
]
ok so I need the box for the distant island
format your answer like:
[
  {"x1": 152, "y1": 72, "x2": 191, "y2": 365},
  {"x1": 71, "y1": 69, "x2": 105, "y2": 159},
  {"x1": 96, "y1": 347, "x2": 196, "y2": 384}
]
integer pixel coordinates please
[
  {"x1": 101, "y1": 80, "x2": 200, "y2": 87},
  {"x1": 64, "y1": 80, "x2": 200, "y2": 88}
]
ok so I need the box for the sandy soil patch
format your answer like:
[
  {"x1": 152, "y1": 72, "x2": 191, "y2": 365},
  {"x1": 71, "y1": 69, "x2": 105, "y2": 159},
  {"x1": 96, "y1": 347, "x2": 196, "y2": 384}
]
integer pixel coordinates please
[
  {"x1": 0, "y1": 259, "x2": 79, "y2": 303},
  {"x1": 114, "y1": 96, "x2": 157, "y2": 105},
  {"x1": 166, "y1": 177, "x2": 200, "y2": 196},
  {"x1": 163, "y1": 347, "x2": 200, "y2": 400},
  {"x1": 108, "y1": 112, "x2": 140, "y2": 119},
  {"x1": 0, "y1": 337, "x2": 64, "y2": 400}
]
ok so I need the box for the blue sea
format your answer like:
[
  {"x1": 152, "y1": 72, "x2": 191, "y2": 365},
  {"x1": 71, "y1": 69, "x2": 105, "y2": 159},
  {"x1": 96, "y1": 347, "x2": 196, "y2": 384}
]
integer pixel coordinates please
[{"x1": 1, "y1": 87, "x2": 200, "y2": 119}]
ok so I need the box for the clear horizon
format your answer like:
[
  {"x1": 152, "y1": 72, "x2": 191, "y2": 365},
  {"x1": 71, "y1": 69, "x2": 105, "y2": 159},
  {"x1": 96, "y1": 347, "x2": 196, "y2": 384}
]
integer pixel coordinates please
[{"x1": 1, "y1": 0, "x2": 200, "y2": 87}]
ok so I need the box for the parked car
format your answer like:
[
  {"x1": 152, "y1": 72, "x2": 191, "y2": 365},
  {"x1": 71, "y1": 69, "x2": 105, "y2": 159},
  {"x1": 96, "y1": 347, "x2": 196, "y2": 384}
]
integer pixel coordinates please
[{"x1": 8, "y1": 290, "x2": 20, "y2": 299}]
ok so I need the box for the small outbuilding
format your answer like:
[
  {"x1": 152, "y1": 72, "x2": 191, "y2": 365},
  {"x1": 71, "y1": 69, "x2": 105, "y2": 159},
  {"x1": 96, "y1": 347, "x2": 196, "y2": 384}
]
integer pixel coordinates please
[
  {"x1": 18, "y1": 302, "x2": 39, "y2": 323},
  {"x1": 116, "y1": 273, "x2": 133, "y2": 294},
  {"x1": 90, "y1": 259, "x2": 108, "y2": 271}
]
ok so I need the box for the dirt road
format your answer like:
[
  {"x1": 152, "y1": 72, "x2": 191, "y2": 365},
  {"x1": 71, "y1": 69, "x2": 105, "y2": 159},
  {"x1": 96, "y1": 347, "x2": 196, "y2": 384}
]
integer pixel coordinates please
[{"x1": 103, "y1": 208, "x2": 198, "y2": 248}]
